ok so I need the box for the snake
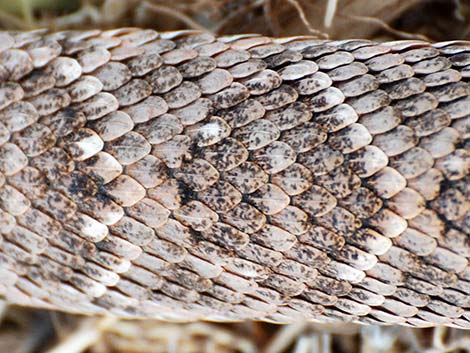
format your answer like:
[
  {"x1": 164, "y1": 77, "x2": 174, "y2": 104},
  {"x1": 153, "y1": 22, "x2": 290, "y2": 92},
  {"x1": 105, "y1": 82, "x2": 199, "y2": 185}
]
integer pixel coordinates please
[{"x1": 0, "y1": 28, "x2": 469, "y2": 328}]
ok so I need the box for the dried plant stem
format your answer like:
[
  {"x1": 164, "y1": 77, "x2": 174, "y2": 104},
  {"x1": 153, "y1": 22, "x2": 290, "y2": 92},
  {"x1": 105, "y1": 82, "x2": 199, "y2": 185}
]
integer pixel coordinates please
[
  {"x1": 345, "y1": 13, "x2": 431, "y2": 40},
  {"x1": 324, "y1": 0, "x2": 338, "y2": 28},
  {"x1": 141, "y1": 1, "x2": 207, "y2": 31},
  {"x1": 284, "y1": 0, "x2": 328, "y2": 38},
  {"x1": 46, "y1": 316, "x2": 118, "y2": 353},
  {"x1": 263, "y1": 322, "x2": 308, "y2": 353}
]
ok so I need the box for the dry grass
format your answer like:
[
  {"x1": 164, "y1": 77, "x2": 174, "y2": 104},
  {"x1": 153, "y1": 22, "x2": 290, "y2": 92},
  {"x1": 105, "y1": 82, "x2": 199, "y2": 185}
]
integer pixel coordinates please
[
  {"x1": 0, "y1": 1, "x2": 470, "y2": 352},
  {"x1": 3, "y1": 305, "x2": 470, "y2": 353},
  {"x1": 0, "y1": 0, "x2": 468, "y2": 40}
]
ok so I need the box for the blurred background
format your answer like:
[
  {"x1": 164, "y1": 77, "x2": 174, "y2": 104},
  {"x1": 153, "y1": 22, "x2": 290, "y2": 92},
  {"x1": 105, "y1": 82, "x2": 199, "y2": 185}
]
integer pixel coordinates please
[
  {"x1": 0, "y1": 0, "x2": 470, "y2": 352},
  {"x1": 0, "y1": 0, "x2": 468, "y2": 40}
]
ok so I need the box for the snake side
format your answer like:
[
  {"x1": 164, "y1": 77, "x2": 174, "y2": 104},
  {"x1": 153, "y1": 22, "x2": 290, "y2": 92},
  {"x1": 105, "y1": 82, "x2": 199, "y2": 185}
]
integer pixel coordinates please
[{"x1": 0, "y1": 29, "x2": 469, "y2": 327}]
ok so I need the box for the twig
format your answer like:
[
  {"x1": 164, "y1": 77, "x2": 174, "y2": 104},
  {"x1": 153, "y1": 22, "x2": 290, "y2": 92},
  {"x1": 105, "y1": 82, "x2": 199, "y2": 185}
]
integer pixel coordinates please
[
  {"x1": 211, "y1": 0, "x2": 265, "y2": 34},
  {"x1": 46, "y1": 316, "x2": 118, "y2": 353},
  {"x1": 263, "y1": 322, "x2": 308, "y2": 353},
  {"x1": 345, "y1": 14, "x2": 431, "y2": 41},
  {"x1": 324, "y1": 0, "x2": 338, "y2": 28},
  {"x1": 284, "y1": 0, "x2": 328, "y2": 38},
  {"x1": 141, "y1": 1, "x2": 207, "y2": 31}
]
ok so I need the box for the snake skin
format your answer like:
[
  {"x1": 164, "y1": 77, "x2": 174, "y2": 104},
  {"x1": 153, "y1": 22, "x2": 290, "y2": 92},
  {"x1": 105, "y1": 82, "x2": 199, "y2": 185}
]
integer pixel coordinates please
[{"x1": 0, "y1": 29, "x2": 469, "y2": 327}]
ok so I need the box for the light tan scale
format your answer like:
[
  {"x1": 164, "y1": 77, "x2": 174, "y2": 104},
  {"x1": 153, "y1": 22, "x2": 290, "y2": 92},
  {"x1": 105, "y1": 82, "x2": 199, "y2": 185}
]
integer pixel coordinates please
[{"x1": 0, "y1": 29, "x2": 469, "y2": 327}]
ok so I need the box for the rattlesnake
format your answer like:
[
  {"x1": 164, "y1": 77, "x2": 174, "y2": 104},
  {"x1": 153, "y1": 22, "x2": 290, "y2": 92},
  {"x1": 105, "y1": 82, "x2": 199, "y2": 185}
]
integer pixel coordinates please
[{"x1": 0, "y1": 28, "x2": 469, "y2": 328}]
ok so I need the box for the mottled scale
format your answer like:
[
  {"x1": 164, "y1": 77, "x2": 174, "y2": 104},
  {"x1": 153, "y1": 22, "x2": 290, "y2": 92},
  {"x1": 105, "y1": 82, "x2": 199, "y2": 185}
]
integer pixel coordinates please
[
  {"x1": 252, "y1": 141, "x2": 296, "y2": 174},
  {"x1": 215, "y1": 49, "x2": 250, "y2": 68},
  {"x1": 12, "y1": 123, "x2": 55, "y2": 157},
  {"x1": 336, "y1": 74, "x2": 378, "y2": 98},
  {"x1": 173, "y1": 200, "x2": 218, "y2": 231},
  {"x1": 367, "y1": 53, "x2": 404, "y2": 71},
  {"x1": 424, "y1": 69, "x2": 462, "y2": 87},
  {"x1": 413, "y1": 56, "x2": 452, "y2": 74},
  {"x1": 197, "y1": 68, "x2": 233, "y2": 94},
  {"x1": 136, "y1": 114, "x2": 182, "y2": 144},
  {"x1": 408, "y1": 168, "x2": 444, "y2": 201},
  {"x1": 0, "y1": 49, "x2": 34, "y2": 80},
  {"x1": 316, "y1": 206, "x2": 361, "y2": 237},
  {"x1": 243, "y1": 69, "x2": 281, "y2": 95},
  {"x1": 291, "y1": 72, "x2": 332, "y2": 95},
  {"x1": 405, "y1": 109, "x2": 450, "y2": 137},
  {"x1": 271, "y1": 163, "x2": 313, "y2": 196},
  {"x1": 340, "y1": 187, "x2": 382, "y2": 218},
  {"x1": 314, "y1": 104, "x2": 358, "y2": 133},
  {"x1": 250, "y1": 44, "x2": 284, "y2": 59},
  {"x1": 152, "y1": 135, "x2": 191, "y2": 168},
  {"x1": 299, "y1": 226, "x2": 344, "y2": 251},
  {"x1": 186, "y1": 116, "x2": 230, "y2": 147},
  {"x1": 147, "y1": 179, "x2": 181, "y2": 210},
  {"x1": 173, "y1": 98, "x2": 212, "y2": 125},
  {"x1": 317, "y1": 51, "x2": 354, "y2": 70},
  {"x1": 388, "y1": 187, "x2": 426, "y2": 219},
  {"x1": 270, "y1": 206, "x2": 310, "y2": 235},
  {"x1": 202, "y1": 137, "x2": 248, "y2": 171},
  {"x1": 349, "y1": 90, "x2": 390, "y2": 115},
  {"x1": 200, "y1": 223, "x2": 249, "y2": 250},
  {"x1": 80, "y1": 152, "x2": 122, "y2": 184},
  {"x1": 104, "y1": 131, "x2": 150, "y2": 165},
  {"x1": 222, "y1": 202, "x2": 266, "y2": 234},
  {"x1": 90, "y1": 111, "x2": 134, "y2": 142},
  {"x1": 316, "y1": 165, "x2": 361, "y2": 198},
  {"x1": 75, "y1": 92, "x2": 119, "y2": 121},
  {"x1": 162, "y1": 48, "x2": 197, "y2": 65},
  {"x1": 394, "y1": 92, "x2": 438, "y2": 117},
  {"x1": 229, "y1": 59, "x2": 266, "y2": 79},
  {"x1": 374, "y1": 125, "x2": 417, "y2": 157},
  {"x1": 122, "y1": 96, "x2": 168, "y2": 123},
  {"x1": 198, "y1": 181, "x2": 242, "y2": 214},
  {"x1": 104, "y1": 175, "x2": 146, "y2": 207},
  {"x1": 27, "y1": 88, "x2": 71, "y2": 116},
  {"x1": 126, "y1": 53, "x2": 162, "y2": 77},
  {"x1": 367, "y1": 166, "x2": 406, "y2": 198},
  {"x1": 306, "y1": 87, "x2": 344, "y2": 112},
  {"x1": 329, "y1": 123, "x2": 372, "y2": 153},
  {"x1": 218, "y1": 99, "x2": 263, "y2": 129},
  {"x1": 210, "y1": 82, "x2": 249, "y2": 109},
  {"x1": 256, "y1": 84, "x2": 298, "y2": 110},
  {"x1": 222, "y1": 162, "x2": 268, "y2": 194},
  {"x1": 113, "y1": 79, "x2": 152, "y2": 106},
  {"x1": 247, "y1": 183, "x2": 290, "y2": 215},
  {"x1": 76, "y1": 47, "x2": 110, "y2": 73},
  {"x1": 298, "y1": 144, "x2": 344, "y2": 176},
  {"x1": 232, "y1": 119, "x2": 279, "y2": 150},
  {"x1": 419, "y1": 127, "x2": 459, "y2": 158},
  {"x1": 174, "y1": 159, "x2": 219, "y2": 191},
  {"x1": 435, "y1": 149, "x2": 470, "y2": 180},
  {"x1": 164, "y1": 81, "x2": 201, "y2": 109},
  {"x1": 429, "y1": 81, "x2": 470, "y2": 103},
  {"x1": 291, "y1": 185, "x2": 336, "y2": 217},
  {"x1": 329, "y1": 62, "x2": 369, "y2": 82},
  {"x1": 376, "y1": 64, "x2": 414, "y2": 84},
  {"x1": 146, "y1": 66, "x2": 183, "y2": 94},
  {"x1": 67, "y1": 76, "x2": 103, "y2": 103},
  {"x1": 265, "y1": 102, "x2": 311, "y2": 130},
  {"x1": 93, "y1": 62, "x2": 132, "y2": 91},
  {"x1": 178, "y1": 56, "x2": 216, "y2": 78},
  {"x1": 432, "y1": 189, "x2": 469, "y2": 221},
  {"x1": 278, "y1": 60, "x2": 317, "y2": 81}
]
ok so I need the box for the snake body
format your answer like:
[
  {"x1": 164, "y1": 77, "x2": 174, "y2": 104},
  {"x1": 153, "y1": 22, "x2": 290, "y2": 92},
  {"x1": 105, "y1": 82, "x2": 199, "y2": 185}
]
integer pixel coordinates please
[{"x1": 0, "y1": 29, "x2": 469, "y2": 327}]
